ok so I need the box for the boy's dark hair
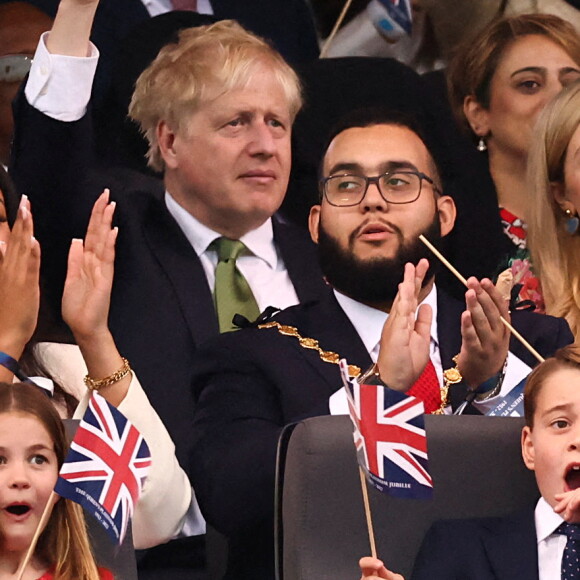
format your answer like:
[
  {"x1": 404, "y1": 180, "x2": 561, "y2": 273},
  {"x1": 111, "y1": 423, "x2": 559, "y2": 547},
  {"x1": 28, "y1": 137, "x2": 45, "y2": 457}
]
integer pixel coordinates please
[
  {"x1": 524, "y1": 344, "x2": 580, "y2": 427},
  {"x1": 318, "y1": 107, "x2": 443, "y2": 197}
]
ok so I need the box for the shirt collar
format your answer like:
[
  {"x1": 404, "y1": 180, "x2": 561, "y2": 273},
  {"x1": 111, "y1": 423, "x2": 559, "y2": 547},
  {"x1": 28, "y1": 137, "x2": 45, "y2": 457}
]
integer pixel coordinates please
[
  {"x1": 535, "y1": 496, "x2": 565, "y2": 543},
  {"x1": 333, "y1": 284, "x2": 439, "y2": 356},
  {"x1": 165, "y1": 191, "x2": 278, "y2": 268}
]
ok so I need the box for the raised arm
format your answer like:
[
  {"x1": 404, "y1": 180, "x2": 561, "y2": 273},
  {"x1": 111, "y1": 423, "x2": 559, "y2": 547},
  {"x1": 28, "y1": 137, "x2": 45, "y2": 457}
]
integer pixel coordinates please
[
  {"x1": 0, "y1": 196, "x2": 41, "y2": 382},
  {"x1": 46, "y1": 0, "x2": 99, "y2": 57},
  {"x1": 62, "y1": 189, "x2": 129, "y2": 406},
  {"x1": 62, "y1": 191, "x2": 196, "y2": 548},
  {"x1": 10, "y1": 0, "x2": 111, "y2": 323}
]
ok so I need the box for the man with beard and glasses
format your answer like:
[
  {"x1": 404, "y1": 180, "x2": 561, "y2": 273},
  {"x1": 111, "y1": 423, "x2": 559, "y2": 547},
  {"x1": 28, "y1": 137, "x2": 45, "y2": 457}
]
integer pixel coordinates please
[{"x1": 189, "y1": 109, "x2": 572, "y2": 579}]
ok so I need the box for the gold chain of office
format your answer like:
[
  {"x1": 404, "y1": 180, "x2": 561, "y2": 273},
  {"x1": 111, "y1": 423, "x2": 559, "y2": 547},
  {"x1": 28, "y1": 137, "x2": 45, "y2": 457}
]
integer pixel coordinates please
[
  {"x1": 257, "y1": 321, "x2": 361, "y2": 378},
  {"x1": 258, "y1": 320, "x2": 454, "y2": 414}
]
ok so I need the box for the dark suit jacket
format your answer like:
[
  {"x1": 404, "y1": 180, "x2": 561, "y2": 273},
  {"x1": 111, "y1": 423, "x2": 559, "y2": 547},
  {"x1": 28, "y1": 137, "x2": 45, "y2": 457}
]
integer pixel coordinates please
[
  {"x1": 189, "y1": 288, "x2": 571, "y2": 578},
  {"x1": 411, "y1": 509, "x2": 539, "y2": 580},
  {"x1": 10, "y1": 93, "x2": 326, "y2": 470}
]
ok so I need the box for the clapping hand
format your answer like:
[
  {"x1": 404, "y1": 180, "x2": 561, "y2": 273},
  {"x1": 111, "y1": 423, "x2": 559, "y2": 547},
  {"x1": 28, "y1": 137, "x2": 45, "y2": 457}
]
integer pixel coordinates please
[
  {"x1": 456, "y1": 278, "x2": 510, "y2": 388},
  {"x1": 62, "y1": 190, "x2": 131, "y2": 407},
  {"x1": 376, "y1": 259, "x2": 432, "y2": 392},
  {"x1": 62, "y1": 189, "x2": 116, "y2": 342}
]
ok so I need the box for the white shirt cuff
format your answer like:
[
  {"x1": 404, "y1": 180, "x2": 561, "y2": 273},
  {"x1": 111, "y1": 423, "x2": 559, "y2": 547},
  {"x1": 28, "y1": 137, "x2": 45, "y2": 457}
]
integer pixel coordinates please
[
  {"x1": 25, "y1": 31, "x2": 99, "y2": 122},
  {"x1": 473, "y1": 352, "x2": 532, "y2": 415}
]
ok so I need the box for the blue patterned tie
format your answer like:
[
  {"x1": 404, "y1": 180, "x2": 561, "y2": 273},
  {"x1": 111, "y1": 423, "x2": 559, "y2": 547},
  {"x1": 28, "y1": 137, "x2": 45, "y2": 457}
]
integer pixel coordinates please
[{"x1": 557, "y1": 522, "x2": 580, "y2": 579}]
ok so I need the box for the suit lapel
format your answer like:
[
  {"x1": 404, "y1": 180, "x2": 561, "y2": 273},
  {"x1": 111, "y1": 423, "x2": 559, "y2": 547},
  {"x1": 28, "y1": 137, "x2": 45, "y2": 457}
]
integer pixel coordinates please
[
  {"x1": 483, "y1": 510, "x2": 539, "y2": 580},
  {"x1": 272, "y1": 217, "x2": 325, "y2": 303},
  {"x1": 435, "y1": 289, "x2": 464, "y2": 368},
  {"x1": 142, "y1": 195, "x2": 219, "y2": 346},
  {"x1": 279, "y1": 290, "x2": 372, "y2": 395}
]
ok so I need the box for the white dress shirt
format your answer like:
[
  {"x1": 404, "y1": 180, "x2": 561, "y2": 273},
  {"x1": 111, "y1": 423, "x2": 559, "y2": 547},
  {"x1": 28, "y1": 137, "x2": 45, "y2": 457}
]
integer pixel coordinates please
[
  {"x1": 334, "y1": 284, "x2": 443, "y2": 383},
  {"x1": 25, "y1": 33, "x2": 99, "y2": 122},
  {"x1": 536, "y1": 496, "x2": 567, "y2": 580},
  {"x1": 165, "y1": 194, "x2": 299, "y2": 312}
]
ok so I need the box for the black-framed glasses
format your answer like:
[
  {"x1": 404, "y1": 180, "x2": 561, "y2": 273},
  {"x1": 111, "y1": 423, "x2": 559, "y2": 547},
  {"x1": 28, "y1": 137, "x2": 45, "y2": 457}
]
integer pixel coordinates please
[
  {"x1": 0, "y1": 54, "x2": 33, "y2": 83},
  {"x1": 319, "y1": 170, "x2": 441, "y2": 207}
]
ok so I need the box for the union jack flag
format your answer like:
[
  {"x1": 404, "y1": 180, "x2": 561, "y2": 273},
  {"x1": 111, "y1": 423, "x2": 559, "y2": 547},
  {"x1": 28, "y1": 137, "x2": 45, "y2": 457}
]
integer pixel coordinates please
[
  {"x1": 340, "y1": 360, "x2": 432, "y2": 499},
  {"x1": 54, "y1": 393, "x2": 152, "y2": 544}
]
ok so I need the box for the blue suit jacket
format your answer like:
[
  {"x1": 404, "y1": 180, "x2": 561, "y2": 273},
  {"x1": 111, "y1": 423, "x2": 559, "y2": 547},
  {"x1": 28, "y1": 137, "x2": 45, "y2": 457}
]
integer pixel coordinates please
[{"x1": 412, "y1": 510, "x2": 539, "y2": 580}]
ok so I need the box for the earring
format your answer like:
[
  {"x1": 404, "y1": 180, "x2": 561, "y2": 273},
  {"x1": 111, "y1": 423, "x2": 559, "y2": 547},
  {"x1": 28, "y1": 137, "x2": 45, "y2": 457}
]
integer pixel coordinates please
[
  {"x1": 477, "y1": 137, "x2": 487, "y2": 152},
  {"x1": 565, "y1": 208, "x2": 579, "y2": 235}
]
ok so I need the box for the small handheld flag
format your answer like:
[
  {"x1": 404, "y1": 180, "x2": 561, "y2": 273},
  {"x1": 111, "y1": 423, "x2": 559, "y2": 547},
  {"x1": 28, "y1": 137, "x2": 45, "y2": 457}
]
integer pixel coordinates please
[
  {"x1": 55, "y1": 393, "x2": 152, "y2": 544},
  {"x1": 340, "y1": 359, "x2": 432, "y2": 499}
]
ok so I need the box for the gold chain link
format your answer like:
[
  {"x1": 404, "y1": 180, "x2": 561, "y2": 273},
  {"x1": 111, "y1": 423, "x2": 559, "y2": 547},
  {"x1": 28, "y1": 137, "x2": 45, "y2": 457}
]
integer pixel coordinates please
[{"x1": 258, "y1": 321, "x2": 361, "y2": 378}]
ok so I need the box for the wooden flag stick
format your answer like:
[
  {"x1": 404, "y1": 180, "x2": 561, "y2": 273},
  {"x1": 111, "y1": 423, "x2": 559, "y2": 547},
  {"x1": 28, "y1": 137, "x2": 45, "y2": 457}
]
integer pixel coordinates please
[
  {"x1": 419, "y1": 235, "x2": 545, "y2": 364},
  {"x1": 16, "y1": 491, "x2": 57, "y2": 580},
  {"x1": 320, "y1": 0, "x2": 355, "y2": 58},
  {"x1": 359, "y1": 466, "x2": 377, "y2": 559}
]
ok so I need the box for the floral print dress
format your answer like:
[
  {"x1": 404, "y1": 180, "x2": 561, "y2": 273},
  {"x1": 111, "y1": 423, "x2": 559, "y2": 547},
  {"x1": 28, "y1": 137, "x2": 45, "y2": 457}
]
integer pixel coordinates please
[{"x1": 498, "y1": 207, "x2": 544, "y2": 313}]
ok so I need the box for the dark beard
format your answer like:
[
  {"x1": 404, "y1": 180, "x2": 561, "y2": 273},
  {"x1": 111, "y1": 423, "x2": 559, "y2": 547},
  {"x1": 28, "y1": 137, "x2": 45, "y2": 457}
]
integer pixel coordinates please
[{"x1": 317, "y1": 212, "x2": 442, "y2": 308}]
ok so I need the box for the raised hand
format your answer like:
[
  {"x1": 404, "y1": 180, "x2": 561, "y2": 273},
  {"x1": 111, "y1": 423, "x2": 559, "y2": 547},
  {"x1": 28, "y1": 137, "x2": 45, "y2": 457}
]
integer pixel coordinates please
[
  {"x1": 0, "y1": 196, "x2": 41, "y2": 365},
  {"x1": 376, "y1": 259, "x2": 432, "y2": 391},
  {"x1": 62, "y1": 189, "x2": 116, "y2": 342},
  {"x1": 456, "y1": 277, "x2": 510, "y2": 388},
  {"x1": 47, "y1": 0, "x2": 100, "y2": 57},
  {"x1": 359, "y1": 557, "x2": 405, "y2": 580},
  {"x1": 62, "y1": 190, "x2": 131, "y2": 407}
]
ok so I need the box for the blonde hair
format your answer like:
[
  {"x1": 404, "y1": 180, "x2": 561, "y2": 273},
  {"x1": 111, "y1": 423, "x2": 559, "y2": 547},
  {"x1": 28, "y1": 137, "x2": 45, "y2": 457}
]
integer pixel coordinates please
[
  {"x1": 528, "y1": 80, "x2": 580, "y2": 340},
  {"x1": 447, "y1": 13, "x2": 580, "y2": 137},
  {"x1": 0, "y1": 383, "x2": 100, "y2": 580},
  {"x1": 129, "y1": 19, "x2": 302, "y2": 172}
]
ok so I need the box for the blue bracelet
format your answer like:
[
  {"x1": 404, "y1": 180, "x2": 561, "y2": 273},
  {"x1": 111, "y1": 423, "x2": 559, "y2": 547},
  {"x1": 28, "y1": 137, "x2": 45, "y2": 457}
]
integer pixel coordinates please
[
  {"x1": 0, "y1": 350, "x2": 52, "y2": 397},
  {"x1": 0, "y1": 351, "x2": 23, "y2": 377}
]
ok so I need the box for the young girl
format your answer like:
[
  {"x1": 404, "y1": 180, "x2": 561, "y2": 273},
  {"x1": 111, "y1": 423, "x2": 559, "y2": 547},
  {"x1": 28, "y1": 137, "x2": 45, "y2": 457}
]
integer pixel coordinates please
[
  {"x1": 0, "y1": 381, "x2": 112, "y2": 579},
  {"x1": 0, "y1": 175, "x2": 194, "y2": 548}
]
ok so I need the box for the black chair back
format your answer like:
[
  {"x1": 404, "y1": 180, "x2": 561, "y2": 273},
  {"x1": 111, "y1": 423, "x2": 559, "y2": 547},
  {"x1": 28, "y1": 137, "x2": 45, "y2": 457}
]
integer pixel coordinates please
[{"x1": 277, "y1": 414, "x2": 538, "y2": 580}]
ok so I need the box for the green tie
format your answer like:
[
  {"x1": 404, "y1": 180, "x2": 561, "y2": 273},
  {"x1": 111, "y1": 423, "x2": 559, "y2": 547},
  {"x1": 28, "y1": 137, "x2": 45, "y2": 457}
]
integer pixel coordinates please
[{"x1": 212, "y1": 237, "x2": 260, "y2": 332}]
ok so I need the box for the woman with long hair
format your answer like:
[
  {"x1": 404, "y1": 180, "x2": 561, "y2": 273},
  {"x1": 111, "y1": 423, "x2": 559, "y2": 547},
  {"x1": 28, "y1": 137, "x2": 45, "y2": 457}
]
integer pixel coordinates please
[
  {"x1": 447, "y1": 13, "x2": 580, "y2": 311},
  {"x1": 527, "y1": 79, "x2": 580, "y2": 339}
]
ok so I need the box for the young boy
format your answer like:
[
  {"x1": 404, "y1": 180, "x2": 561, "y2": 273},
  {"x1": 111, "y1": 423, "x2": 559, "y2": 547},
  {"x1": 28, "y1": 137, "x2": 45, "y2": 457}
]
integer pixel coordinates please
[{"x1": 360, "y1": 344, "x2": 580, "y2": 580}]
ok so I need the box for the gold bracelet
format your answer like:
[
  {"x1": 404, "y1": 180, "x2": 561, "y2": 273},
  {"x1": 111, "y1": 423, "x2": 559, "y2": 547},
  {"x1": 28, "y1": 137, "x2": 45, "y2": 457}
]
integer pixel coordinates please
[{"x1": 84, "y1": 357, "x2": 131, "y2": 391}]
